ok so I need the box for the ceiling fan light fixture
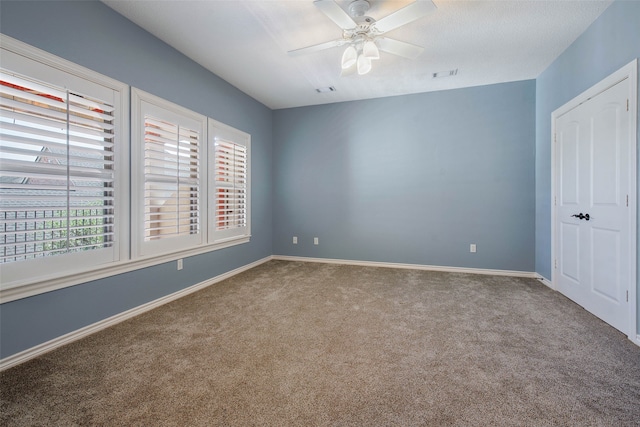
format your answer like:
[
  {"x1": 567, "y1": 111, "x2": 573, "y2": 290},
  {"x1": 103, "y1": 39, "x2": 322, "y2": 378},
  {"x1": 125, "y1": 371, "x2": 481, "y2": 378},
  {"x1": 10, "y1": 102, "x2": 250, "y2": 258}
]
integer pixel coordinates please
[
  {"x1": 341, "y1": 62, "x2": 357, "y2": 77},
  {"x1": 357, "y1": 54, "x2": 372, "y2": 75},
  {"x1": 341, "y1": 45, "x2": 357, "y2": 69},
  {"x1": 363, "y1": 40, "x2": 379, "y2": 60}
]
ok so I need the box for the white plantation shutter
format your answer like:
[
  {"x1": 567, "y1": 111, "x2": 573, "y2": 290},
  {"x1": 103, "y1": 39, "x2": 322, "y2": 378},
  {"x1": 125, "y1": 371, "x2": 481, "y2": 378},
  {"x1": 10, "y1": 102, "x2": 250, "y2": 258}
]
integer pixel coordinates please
[
  {"x1": 214, "y1": 140, "x2": 247, "y2": 230},
  {"x1": 209, "y1": 119, "x2": 250, "y2": 242},
  {"x1": 132, "y1": 89, "x2": 206, "y2": 257},
  {"x1": 143, "y1": 116, "x2": 200, "y2": 241},
  {"x1": 0, "y1": 71, "x2": 116, "y2": 264}
]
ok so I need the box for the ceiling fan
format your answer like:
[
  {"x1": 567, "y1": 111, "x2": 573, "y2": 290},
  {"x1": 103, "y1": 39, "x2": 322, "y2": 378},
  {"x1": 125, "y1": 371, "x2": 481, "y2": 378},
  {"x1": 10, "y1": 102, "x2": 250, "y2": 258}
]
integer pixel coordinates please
[{"x1": 288, "y1": 0, "x2": 437, "y2": 76}]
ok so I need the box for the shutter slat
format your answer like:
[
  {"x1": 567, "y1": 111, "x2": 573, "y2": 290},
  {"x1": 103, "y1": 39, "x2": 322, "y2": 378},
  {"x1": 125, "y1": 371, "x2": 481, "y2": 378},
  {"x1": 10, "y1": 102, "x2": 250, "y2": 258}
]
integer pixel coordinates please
[
  {"x1": 71, "y1": 97, "x2": 114, "y2": 113},
  {"x1": 0, "y1": 193, "x2": 113, "y2": 201},
  {"x1": 145, "y1": 133, "x2": 178, "y2": 146},
  {"x1": 1, "y1": 111, "x2": 67, "y2": 135},
  {"x1": 0, "y1": 85, "x2": 66, "y2": 111},
  {"x1": 0, "y1": 130, "x2": 114, "y2": 155},
  {"x1": 68, "y1": 122, "x2": 114, "y2": 140},
  {"x1": 1, "y1": 224, "x2": 113, "y2": 240},
  {"x1": 1, "y1": 245, "x2": 68, "y2": 261},
  {"x1": 1, "y1": 213, "x2": 114, "y2": 224},
  {"x1": 1, "y1": 160, "x2": 71, "y2": 176},
  {"x1": 0, "y1": 144, "x2": 114, "y2": 166},
  {"x1": 144, "y1": 174, "x2": 199, "y2": 184},
  {"x1": 0, "y1": 120, "x2": 114, "y2": 149},
  {"x1": 1, "y1": 72, "x2": 68, "y2": 101},
  {"x1": 1, "y1": 96, "x2": 114, "y2": 131}
]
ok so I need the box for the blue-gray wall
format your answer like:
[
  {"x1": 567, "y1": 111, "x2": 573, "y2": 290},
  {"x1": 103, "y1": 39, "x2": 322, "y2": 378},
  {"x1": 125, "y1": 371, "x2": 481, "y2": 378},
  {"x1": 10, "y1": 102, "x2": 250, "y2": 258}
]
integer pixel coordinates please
[
  {"x1": 534, "y1": 0, "x2": 639, "y2": 330},
  {"x1": 273, "y1": 81, "x2": 536, "y2": 271},
  {"x1": 0, "y1": 0, "x2": 273, "y2": 359}
]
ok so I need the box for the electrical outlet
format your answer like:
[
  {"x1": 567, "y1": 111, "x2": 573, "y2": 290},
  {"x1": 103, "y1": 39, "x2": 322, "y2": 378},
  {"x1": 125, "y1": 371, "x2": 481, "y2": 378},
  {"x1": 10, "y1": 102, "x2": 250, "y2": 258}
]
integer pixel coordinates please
[
  {"x1": 293, "y1": 236, "x2": 298, "y2": 244},
  {"x1": 177, "y1": 259, "x2": 183, "y2": 270},
  {"x1": 470, "y1": 244, "x2": 476, "y2": 253},
  {"x1": 314, "y1": 237, "x2": 319, "y2": 245}
]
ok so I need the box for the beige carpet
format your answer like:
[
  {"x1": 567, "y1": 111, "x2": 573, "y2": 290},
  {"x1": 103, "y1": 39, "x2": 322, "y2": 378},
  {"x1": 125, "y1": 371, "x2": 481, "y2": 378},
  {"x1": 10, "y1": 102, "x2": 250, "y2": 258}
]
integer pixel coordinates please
[{"x1": 1, "y1": 260, "x2": 639, "y2": 426}]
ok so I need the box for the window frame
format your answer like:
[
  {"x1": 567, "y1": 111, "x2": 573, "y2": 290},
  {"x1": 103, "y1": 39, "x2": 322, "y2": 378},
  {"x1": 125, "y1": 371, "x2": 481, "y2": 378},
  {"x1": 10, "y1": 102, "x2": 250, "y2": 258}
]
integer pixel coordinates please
[
  {"x1": 131, "y1": 88, "x2": 208, "y2": 259},
  {"x1": 0, "y1": 34, "x2": 130, "y2": 295}
]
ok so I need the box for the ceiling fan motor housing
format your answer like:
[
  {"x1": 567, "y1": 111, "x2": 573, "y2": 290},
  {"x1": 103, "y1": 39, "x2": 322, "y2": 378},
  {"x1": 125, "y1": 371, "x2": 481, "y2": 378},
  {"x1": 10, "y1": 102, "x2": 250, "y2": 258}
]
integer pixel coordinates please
[
  {"x1": 348, "y1": 0, "x2": 371, "y2": 17},
  {"x1": 343, "y1": 1, "x2": 382, "y2": 43}
]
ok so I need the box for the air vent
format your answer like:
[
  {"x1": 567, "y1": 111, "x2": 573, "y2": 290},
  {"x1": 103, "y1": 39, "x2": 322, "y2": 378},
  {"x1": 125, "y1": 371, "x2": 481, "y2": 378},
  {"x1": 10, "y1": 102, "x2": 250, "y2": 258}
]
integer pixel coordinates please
[
  {"x1": 315, "y1": 86, "x2": 336, "y2": 93},
  {"x1": 432, "y1": 69, "x2": 459, "y2": 78}
]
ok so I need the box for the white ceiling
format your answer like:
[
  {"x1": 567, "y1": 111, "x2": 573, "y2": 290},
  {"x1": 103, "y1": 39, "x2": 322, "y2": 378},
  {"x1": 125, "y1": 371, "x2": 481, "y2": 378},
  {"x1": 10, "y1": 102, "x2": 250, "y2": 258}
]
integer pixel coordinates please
[{"x1": 102, "y1": 0, "x2": 613, "y2": 110}]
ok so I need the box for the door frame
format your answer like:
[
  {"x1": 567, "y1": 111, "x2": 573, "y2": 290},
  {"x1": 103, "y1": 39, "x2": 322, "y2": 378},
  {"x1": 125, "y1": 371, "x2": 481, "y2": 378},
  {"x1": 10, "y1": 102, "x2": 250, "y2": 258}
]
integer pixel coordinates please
[{"x1": 551, "y1": 59, "x2": 638, "y2": 344}]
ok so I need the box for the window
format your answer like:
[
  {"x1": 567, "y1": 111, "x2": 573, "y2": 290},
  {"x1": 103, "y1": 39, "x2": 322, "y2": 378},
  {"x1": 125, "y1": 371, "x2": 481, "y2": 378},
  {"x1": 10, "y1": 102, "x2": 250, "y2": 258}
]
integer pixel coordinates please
[
  {"x1": 0, "y1": 37, "x2": 128, "y2": 289},
  {"x1": 131, "y1": 88, "x2": 207, "y2": 258},
  {"x1": 209, "y1": 119, "x2": 251, "y2": 243},
  {"x1": 132, "y1": 93, "x2": 251, "y2": 257},
  {"x1": 0, "y1": 36, "x2": 249, "y2": 300}
]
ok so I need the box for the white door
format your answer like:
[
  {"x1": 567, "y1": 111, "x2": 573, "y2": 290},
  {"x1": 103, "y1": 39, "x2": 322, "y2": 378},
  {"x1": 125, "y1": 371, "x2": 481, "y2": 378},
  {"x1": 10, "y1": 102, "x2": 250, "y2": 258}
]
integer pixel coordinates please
[{"x1": 554, "y1": 78, "x2": 631, "y2": 334}]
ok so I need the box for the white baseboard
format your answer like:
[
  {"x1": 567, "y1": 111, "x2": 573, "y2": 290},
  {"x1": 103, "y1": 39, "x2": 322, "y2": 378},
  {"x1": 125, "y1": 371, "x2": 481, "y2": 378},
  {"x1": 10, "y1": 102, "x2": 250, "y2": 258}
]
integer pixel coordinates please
[
  {"x1": 273, "y1": 255, "x2": 538, "y2": 278},
  {"x1": 0, "y1": 256, "x2": 273, "y2": 372}
]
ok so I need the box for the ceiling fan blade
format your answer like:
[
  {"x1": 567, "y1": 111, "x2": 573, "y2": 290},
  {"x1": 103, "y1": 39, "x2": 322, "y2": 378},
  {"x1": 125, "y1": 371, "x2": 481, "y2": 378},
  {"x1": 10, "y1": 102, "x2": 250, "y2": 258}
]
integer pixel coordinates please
[
  {"x1": 288, "y1": 39, "x2": 347, "y2": 56},
  {"x1": 376, "y1": 38, "x2": 424, "y2": 59},
  {"x1": 373, "y1": 1, "x2": 436, "y2": 34},
  {"x1": 314, "y1": 0, "x2": 357, "y2": 30}
]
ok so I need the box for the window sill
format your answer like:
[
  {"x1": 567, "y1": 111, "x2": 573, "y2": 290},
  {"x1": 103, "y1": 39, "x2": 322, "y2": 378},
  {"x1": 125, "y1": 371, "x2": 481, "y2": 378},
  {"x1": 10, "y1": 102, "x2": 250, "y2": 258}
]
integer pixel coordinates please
[{"x1": 0, "y1": 236, "x2": 250, "y2": 304}]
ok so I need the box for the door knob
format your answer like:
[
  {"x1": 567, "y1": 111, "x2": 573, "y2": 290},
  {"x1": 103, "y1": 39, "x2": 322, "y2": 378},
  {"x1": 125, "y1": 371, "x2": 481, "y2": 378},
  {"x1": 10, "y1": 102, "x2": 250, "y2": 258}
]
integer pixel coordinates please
[{"x1": 571, "y1": 213, "x2": 590, "y2": 221}]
